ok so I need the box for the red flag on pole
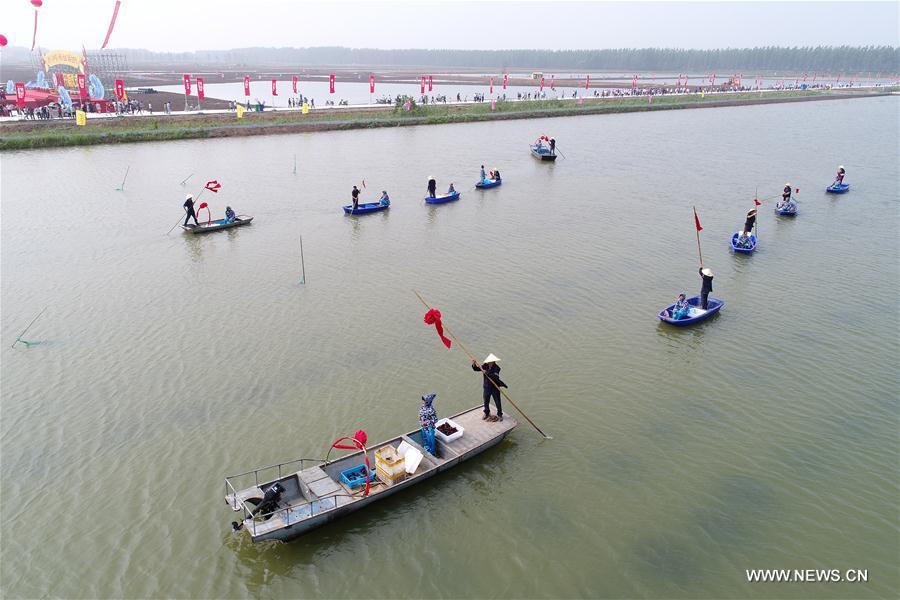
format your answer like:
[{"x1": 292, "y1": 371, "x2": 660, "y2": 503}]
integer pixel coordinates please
[
  {"x1": 271, "y1": 79, "x2": 277, "y2": 96},
  {"x1": 243, "y1": 76, "x2": 250, "y2": 97},
  {"x1": 369, "y1": 73, "x2": 375, "y2": 93},
  {"x1": 205, "y1": 180, "x2": 222, "y2": 193},
  {"x1": 754, "y1": 198, "x2": 762, "y2": 206},
  {"x1": 423, "y1": 309, "x2": 451, "y2": 349},
  {"x1": 15, "y1": 82, "x2": 26, "y2": 108},
  {"x1": 114, "y1": 79, "x2": 124, "y2": 100},
  {"x1": 77, "y1": 73, "x2": 87, "y2": 99},
  {"x1": 183, "y1": 74, "x2": 191, "y2": 95},
  {"x1": 197, "y1": 77, "x2": 205, "y2": 101},
  {"x1": 420, "y1": 76, "x2": 425, "y2": 94},
  {"x1": 693, "y1": 207, "x2": 703, "y2": 232},
  {"x1": 503, "y1": 74, "x2": 508, "y2": 90},
  {"x1": 101, "y1": 0, "x2": 122, "y2": 49},
  {"x1": 540, "y1": 75, "x2": 545, "y2": 91},
  {"x1": 428, "y1": 75, "x2": 433, "y2": 92},
  {"x1": 291, "y1": 75, "x2": 298, "y2": 94},
  {"x1": 329, "y1": 73, "x2": 335, "y2": 94}
]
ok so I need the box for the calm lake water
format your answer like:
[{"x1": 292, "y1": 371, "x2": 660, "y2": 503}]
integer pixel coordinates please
[{"x1": 2, "y1": 96, "x2": 898, "y2": 599}]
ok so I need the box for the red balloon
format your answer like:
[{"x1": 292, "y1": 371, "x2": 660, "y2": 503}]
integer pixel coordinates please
[
  {"x1": 0, "y1": 35, "x2": 7, "y2": 47},
  {"x1": 31, "y1": 0, "x2": 43, "y2": 7}
]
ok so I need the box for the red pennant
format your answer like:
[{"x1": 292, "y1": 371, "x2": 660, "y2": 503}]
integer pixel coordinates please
[
  {"x1": 243, "y1": 75, "x2": 250, "y2": 97},
  {"x1": 423, "y1": 309, "x2": 451, "y2": 349},
  {"x1": 754, "y1": 198, "x2": 762, "y2": 206},
  {"x1": 693, "y1": 207, "x2": 703, "y2": 232}
]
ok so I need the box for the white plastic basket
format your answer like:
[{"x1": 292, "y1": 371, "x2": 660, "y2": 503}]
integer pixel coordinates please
[{"x1": 435, "y1": 418, "x2": 464, "y2": 443}]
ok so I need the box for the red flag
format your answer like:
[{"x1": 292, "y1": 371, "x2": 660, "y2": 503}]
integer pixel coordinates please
[
  {"x1": 329, "y1": 73, "x2": 335, "y2": 94},
  {"x1": 503, "y1": 74, "x2": 508, "y2": 90},
  {"x1": 586, "y1": 74, "x2": 590, "y2": 90},
  {"x1": 428, "y1": 75, "x2": 433, "y2": 92},
  {"x1": 15, "y1": 82, "x2": 25, "y2": 108},
  {"x1": 197, "y1": 77, "x2": 205, "y2": 101},
  {"x1": 420, "y1": 76, "x2": 425, "y2": 94},
  {"x1": 243, "y1": 75, "x2": 250, "y2": 97},
  {"x1": 693, "y1": 207, "x2": 703, "y2": 232},
  {"x1": 205, "y1": 180, "x2": 221, "y2": 193},
  {"x1": 183, "y1": 74, "x2": 191, "y2": 95},
  {"x1": 292, "y1": 75, "x2": 298, "y2": 94},
  {"x1": 101, "y1": 1, "x2": 122, "y2": 49},
  {"x1": 271, "y1": 79, "x2": 278, "y2": 96},
  {"x1": 423, "y1": 309, "x2": 451, "y2": 349},
  {"x1": 490, "y1": 77, "x2": 493, "y2": 94},
  {"x1": 369, "y1": 73, "x2": 375, "y2": 93},
  {"x1": 754, "y1": 198, "x2": 762, "y2": 206},
  {"x1": 114, "y1": 79, "x2": 124, "y2": 100},
  {"x1": 540, "y1": 75, "x2": 545, "y2": 91},
  {"x1": 77, "y1": 73, "x2": 87, "y2": 99}
]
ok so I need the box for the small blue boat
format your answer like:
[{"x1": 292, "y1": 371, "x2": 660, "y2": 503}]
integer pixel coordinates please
[
  {"x1": 343, "y1": 202, "x2": 389, "y2": 215},
  {"x1": 476, "y1": 178, "x2": 502, "y2": 189},
  {"x1": 775, "y1": 202, "x2": 797, "y2": 216},
  {"x1": 658, "y1": 296, "x2": 725, "y2": 326},
  {"x1": 530, "y1": 145, "x2": 557, "y2": 161},
  {"x1": 424, "y1": 191, "x2": 461, "y2": 204},
  {"x1": 730, "y1": 232, "x2": 758, "y2": 253},
  {"x1": 826, "y1": 182, "x2": 850, "y2": 194}
]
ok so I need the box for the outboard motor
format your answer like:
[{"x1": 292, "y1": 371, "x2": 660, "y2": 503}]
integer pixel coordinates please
[{"x1": 232, "y1": 482, "x2": 285, "y2": 532}]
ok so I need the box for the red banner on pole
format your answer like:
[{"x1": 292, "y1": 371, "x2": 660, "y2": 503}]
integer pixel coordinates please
[
  {"x1": 503, "y1": 74, "x2": 508, "y2": 90},
  {"x1": 329, "y1": 73, "x2": 335, "y2": 94},
  {"x1": 271, "y1": 79, "x2": 277, "y2": 96},
  {"x1": 183, "y1": 74, "x2": 191, "y2": 95},
  {"x1": 243, "y1": 75, "x2": 250, "y2": 96},
  {"x1": 114, "y1": 79, "x2": 124, "y2": 100},
  {"x1": 15, "y1": 82, "x2": 26, "y2": 107},
  {"x1": 428, "y1": 74, "x2": 433, "y2": 92},
  {"x1": 291, "y1": 75, "x2": 298, "y2": 94},
  {"x1": 369, "y1": 73, "x2": 375, "y2": 93},
  {"x1": 539, "y1": 75, "x2": 545, "y2": 91},
  {"x1": 197, "y1": 77, "x2": 205, "y2": 101},
  {"x1": 693, "y1": 207, "x2": 703, "y2": 232},
  {"x1": 586, "y1": 74, "x2": 590, "y2": 89},
  {"x1": 77, "y1": 73, "x2": 87, "y2": 99},
  {"x1": 420, "y1": 76, "x2": 425, "y2": 94}
]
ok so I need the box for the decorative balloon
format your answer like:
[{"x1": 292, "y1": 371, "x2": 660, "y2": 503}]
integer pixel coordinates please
[
  {"x1": 0, "y1": 34, "x2": 8, "y2": 47},
  {"x1": 31, "y1": 0, "x2": 43, "y2": 6}
]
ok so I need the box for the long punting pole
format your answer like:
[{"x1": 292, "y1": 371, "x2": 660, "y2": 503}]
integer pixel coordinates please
[
  {"x1": 413, "y1": 290, "x2": 551, "y2": 440},
  {"x1": 116, "y1": 166, "x2": 130, "y2": 191},
  {"x1": 11, "y1": 307, "x2": 47, "y2": 348},
  {"x1": 693, "y1": 205, "x2": 704, "y2": 267},
  {"x1": 298, "y1": 235, "x2": 307, "y2": 284},
  {"x1": 755, "y1": 187, "x2": 760, "y2": 242}
]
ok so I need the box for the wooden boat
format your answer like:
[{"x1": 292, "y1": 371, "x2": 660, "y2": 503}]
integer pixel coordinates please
[
  {"x1": 343, "y1": 202, "x2": 389, "y2": 215},
  {"x1": 730, "y1": 232, "x2": 758, "y2": 253},
  {"x1": 424, "y1": 191, "x2": 461, "y2": 204},
  {"x1": 530, "y1": 145, "x2": 557, "y2": 161},
  {"x1": 658, "y1": 296, "x2": 725, "y2": 326},
  {"x1": 182, "y1": 216, "x2": 253, "y2": 234},
  {"x1": 774, "y1": 202, "x2": 797, "y2": 216},
  {"x1": 224, "y1": 405, "x2": 517, "y2": 543},
  {"x1": 826, "y1": 182, "x2": 850, "y2": 194},
  {"x1": 476, "y1": 178, "x2": 502, "y2": 189}
]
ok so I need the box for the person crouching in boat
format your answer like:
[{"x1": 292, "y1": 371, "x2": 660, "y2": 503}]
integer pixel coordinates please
[
  {"x1": 224, "y1": 206, "x2": 236, "y2": 224},
  {"x1": 379, "y1": 190, "x2": 390, "y2": 206},
  {"x1": 834, "y1": 166, "x2": 845, "y2": 185},
  {"x1": 699, "y1": 267, "x2": 714, "y2": 310},
  {"x1": 480, "y1": 165, "x2": 487, "y2": 183},
  {"x1": 492, "y1": 169, "x2": 501, "y2": 181},
  {"x1": 668, "y1": 293, "x2": 691, "y2": 320},
  {"x1": 427, "y1": 176, "x2": 437, "y2": 198},
  {"x1": 777, "y1": 184, "x2": 795, "y2": 211},
  {"x1": 419, "y1": 394, "x2": 438, "y2": 455},
  {"x1": 472, "y1": 354, "x2": 507, "y2": 422},
  {"x1": 351, "y1": 185, "x2": 360, "y2": 210},
  {"x1": 738, "y1": 209, "x2": 756, "y2": 247},
  {"x1": 183, "y1": 194, "x2": 199, "y2": 227},
  {"x1": 447, "y1": 183, "x2": 456, "y2": 194}
]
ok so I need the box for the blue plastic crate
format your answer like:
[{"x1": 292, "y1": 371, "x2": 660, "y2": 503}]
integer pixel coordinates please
[{"x1": 340, "y1": 464, "x2": 375, "y2": 488}]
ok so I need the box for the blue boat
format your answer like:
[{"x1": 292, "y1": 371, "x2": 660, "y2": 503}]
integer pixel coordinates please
[
  {"x1": 343, "y1": 202, "x2": 389, "y2": 215},
  {"x1": 826, "y1": 182, "x2": 850, "y2": 194},
  {"x1": 658, "y1": 296, "x2": 725, "y2": 326},
  {"x1": 476, "y1": 178, "x2": 502, "y2": 189},
  {"x1": 775, "y1": 202, "x2": 797, "y2": 216},
  {"x1": 530, "y1": 145, "x2": 557, "y2": 161},
  {"x1": 424, "y1": 191, "x2": 461, "y2": 204},
  {"x1": 730, "y1": 232, "x2": 758, "y2": 253}
]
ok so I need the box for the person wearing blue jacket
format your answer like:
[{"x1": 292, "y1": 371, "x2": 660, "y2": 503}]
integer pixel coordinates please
[{"x1": 472, "y1": 354, "x2": 507, "y2": 422}]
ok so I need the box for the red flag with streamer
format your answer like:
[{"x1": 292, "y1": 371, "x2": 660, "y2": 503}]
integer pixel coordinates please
[
  {"x1": 205, "y1": 180, "x2": 221, "y2": 193},
  {"x1": 197, "y1": 77, "x2": 205, "y2": 101},
  {"x1": 243, "y1": 75, "x2": 250, "y2": 96},
  {"x1": 101, "y1": 0, "x2": 122, "y2": 49},
  {"x1": 693, "y1": 207, "x2": 703, "y2": 232},
  {"x1": 291, "y1": 75, "x2": 298, "y2": 94},
  {"x1": 369, "y1": 73, "x2": 375, "y2": 93},
  {"x1": 428, "y1": 75, "x2": 433, "y2": 92},
  {"x1": 329, "y1": 73, "x2": 335, "y2": 94},
  {"x1": 423, "y1": 309, "x2": 451, "y2": 349},
  {"x1": 183, "y1": 74, "x2": 191, "y2": 95}
]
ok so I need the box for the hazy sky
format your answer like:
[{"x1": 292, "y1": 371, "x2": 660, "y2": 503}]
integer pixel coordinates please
[{"x1": 2, "y1": 1, "x2": 898, "y2": 53}]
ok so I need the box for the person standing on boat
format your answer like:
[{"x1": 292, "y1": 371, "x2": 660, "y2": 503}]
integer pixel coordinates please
[
  {"x1": 472, "y1": 354, "x2": 507, "y2": 422},
  {"x1": 419, "y1": 394, "x2": 438, "y2": 456},
  {"x1": 549, "y1": 138, "x2": 556, "y2": 155},
  {"x1": 480, "y1": 165, "x2": 487, "y2": 183},
  {"x1": 379, "y1": 190, "x2": 390, "y2": 207},
  {"x1": 738, "y1": 209, "x2": 757, "y2": 246},
  {"x1": 834, "y1": 166, "x2": 845, "y2": 185},
  {"x1": 427, "y1": 176, "x2": 437, "y2": 199},
  {"x1": 351, "y1": 185, "x2": 360, "y2": 211},
  {"x1": 699, "y1": 267, "x2": 714, "y2": 310},
  {"x1": 183, "y1": 194, "x2": 199, "y2": 227}
]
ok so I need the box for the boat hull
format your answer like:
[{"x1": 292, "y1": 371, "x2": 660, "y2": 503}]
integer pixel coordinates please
[
  {"x1": 476, "y1": 179, "x2": 502, "y2": 189},
  {"x1": 530, "y1": 146, "x2": 557, "y2": 161},
  {"x1": 343, "y1": 202, "x2": 389, "y2": 215},
  {"x1": 182, "y1": 216, "x2": 253, "y2": 233},
  {"x1": 826, "y1": 183, "x2": 850, "y2": 194},
  {"x1": 424, "y1": 191, "x2": 461, "y2": 204},
  {"x1": 730, "y1": 232, "x2": 757, "y2": 253},
  {"x1": 658, "y1": 296, "x2": 724, "y2": 326}
]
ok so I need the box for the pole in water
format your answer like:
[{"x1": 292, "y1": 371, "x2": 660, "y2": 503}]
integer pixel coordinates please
[
  {"x1": 11, "y1": 307, "x2": 47, "y2": 348},
  {"x1": 116, "y1": 166, "x2": 130, "y2": 191},
  {"x1": 180, "y1": 173, "x2": 194, "y2": 186},
  {"x1": 293, "y1": 154, "x2": 297, "y2": 175},
  {"x1": 298, "y1": 235, "x2": 307, "y2": 284}
]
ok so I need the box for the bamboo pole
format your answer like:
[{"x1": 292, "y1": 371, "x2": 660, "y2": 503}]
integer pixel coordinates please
[
  {"x1": 298, "y1": 235, "x2": 307, "y2": 284},
  {"x1": 693, "y1": 205, "x2": 704, "y2": 267},
  {"x1": 11, "y1": 307, "x2": 47, "y2": 348},
  {"x1": 413, "y1": 290, "x2": 551, "y2": 439}
]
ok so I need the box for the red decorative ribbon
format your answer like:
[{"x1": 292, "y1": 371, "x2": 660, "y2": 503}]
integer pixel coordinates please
[
  {"x1": 423, "y1": 309, "x2": 451, "y2": 348},
  {"x1": 101, "y1": 1, "x2": 121, "y2": 49}
]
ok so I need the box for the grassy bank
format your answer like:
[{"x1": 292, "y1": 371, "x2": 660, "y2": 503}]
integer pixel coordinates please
[{"x1": 1, "y1": 89, "x2": 894, "y2": 151}]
